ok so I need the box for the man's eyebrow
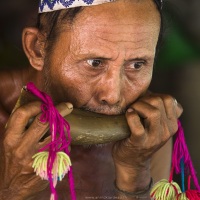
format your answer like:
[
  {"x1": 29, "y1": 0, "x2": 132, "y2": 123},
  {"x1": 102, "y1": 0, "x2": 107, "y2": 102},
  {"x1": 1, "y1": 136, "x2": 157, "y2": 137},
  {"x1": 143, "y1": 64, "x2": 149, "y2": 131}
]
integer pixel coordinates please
[
  {"x1": 124, "y1": 55, "x2": 153, "y2": 62},
  {"x1": 76, "y1": 53, "x2": 113, "y2": 60},
  {"x1": 75, "y1": 50, "x2": 154, "y2": 61},
  {"x1": 90, "y1": 57, "x2": 112, "y2": 60}
]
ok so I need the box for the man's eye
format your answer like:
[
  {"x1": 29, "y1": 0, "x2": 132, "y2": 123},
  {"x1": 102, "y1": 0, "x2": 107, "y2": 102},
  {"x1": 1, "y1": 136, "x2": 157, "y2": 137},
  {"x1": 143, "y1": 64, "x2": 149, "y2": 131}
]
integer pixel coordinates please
[
  {"x1": 129, "y1": 61, "x2": 145, "y2": 70},
  {"x1": 87, "y1": 59, "x2": 102, "y2": 68}
]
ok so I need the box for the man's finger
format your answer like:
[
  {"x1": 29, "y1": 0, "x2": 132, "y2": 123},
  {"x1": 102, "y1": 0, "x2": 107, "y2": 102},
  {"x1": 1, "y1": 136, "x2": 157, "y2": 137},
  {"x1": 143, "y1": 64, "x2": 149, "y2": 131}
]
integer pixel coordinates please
[
  {"x1": 5, "y1": 101, "x2": 42, "y2": 136},
  {"x1": 141, "y1": 93, "x2": 183, "y2": 119},
  {"x1": 157, "y1": 94, "x2": 183, "y2": 119},
  {"x1": 58, "y1": 102, "x2": 73, "y2": 117},
  {"x1": 175, "y1": 101, "x2": 183, "y2": 118},
  {"x1": 22, "y1": 102, "x2": 73, "y2": 144},
  {"x1": 125, "y1": 108, "x2": 145, "y2": 142},
  {"x1": 38, "y1": 135, "x2": 51, "y2": 149}
]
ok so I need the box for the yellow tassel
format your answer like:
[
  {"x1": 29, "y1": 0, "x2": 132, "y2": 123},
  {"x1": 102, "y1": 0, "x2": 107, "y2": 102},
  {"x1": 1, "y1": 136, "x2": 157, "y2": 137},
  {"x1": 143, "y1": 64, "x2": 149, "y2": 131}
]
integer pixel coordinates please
[
  {"x1": 32, "y1": 151, "x2": 71, "y2": 181},
  {"x1": 150, "y1": 179, "x2": 181, "y2": 200},
  {"x1": 176, "y1": 193, "x2": 189, "y2": 200}
]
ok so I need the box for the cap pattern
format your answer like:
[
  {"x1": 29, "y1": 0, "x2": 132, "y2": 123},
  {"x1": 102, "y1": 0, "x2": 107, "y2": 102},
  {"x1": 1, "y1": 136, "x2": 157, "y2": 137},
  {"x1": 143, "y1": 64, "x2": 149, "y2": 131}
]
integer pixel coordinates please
[{"x1": 39, "y1": 0, "x2": 114, "y2": 13}]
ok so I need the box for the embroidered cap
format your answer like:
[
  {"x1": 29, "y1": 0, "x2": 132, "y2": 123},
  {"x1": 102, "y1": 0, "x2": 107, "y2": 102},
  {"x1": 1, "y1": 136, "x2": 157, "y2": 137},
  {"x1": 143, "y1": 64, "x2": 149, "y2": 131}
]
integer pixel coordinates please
[
  {"x1": 39, "y1": 0, "x2": 163, "y2": 13},
  {"x1": 39, "y1": 0, "x2": 115, "y2": 13}
]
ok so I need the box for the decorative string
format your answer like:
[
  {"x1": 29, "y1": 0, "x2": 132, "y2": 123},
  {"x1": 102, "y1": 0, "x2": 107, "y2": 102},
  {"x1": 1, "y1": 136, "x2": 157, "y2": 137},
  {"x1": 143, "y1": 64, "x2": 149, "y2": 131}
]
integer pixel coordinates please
[
  {"x1": 151, "y1": 120, "x2": 200, "y2": 199},
  {"x1": 26, "y1": 84, "x2": 199, "y2": 200},
  {"x1": 172, "y1": 120, "x2": 200, "y2": 191},
  {"x1": 181, "y1": 157, "x2": 185, "y2": 193},
  {"x1": 26, "y1": 82, "x2": 76, "y2": 200}
]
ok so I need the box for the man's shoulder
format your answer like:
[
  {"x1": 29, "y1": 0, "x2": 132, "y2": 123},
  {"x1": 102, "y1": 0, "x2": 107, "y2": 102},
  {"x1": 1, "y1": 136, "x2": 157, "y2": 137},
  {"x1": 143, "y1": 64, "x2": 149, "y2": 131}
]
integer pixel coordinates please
[
  {"x1": 0, "y1": 69, "x2": 25, "y2": 132},
  {"x1": 0, "y1": 69, "x2": 24, "y2": 113}
]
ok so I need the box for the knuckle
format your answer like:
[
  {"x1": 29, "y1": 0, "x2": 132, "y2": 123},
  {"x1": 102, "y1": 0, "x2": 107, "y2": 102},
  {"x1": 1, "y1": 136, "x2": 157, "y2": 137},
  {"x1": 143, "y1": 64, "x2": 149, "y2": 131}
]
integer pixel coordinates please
[
  {"x1": 149, "y1": 97, "x2": 163, "y2": 107},
  {"x1": 171, "y1": 122, "x2": 178, "y2": 134},
  {"x1": 13, "y1": 146, "x2": 33, "y2": 163},
  {"x1": 14, "y1": 148, "x2": 24, "y2": 160},
  {"x1": 141, "y1": 96, "x2": 164, "y2": 108},
  {"x1": 163, "y1": 95, "x2": 174, "y2": 105},
  {"x1": 149, "y1": 108, "x2": 161, "y2": 120},
  {"x1": 3, "y1": 134, "x2": 16, "y2": 150},
  {"x1": 13, "y1": 151, "x2": 30, "y2": 166},
  {"x1": 122, "y1": 138, "x2": 137, "y2": 149},
  {"x1": 30, "y1": 115, "x2": 48, "y2": 132},
  {"x1": 126, "y1": 111, "x2": 137, "y2": 121},
  {"x1": 131, "y1": 129, "x2": 145, "y2": 138},
  {"x1": 13, "y1": 107, "x2": 28, "y2": 121},
  {"x1": 3, "y1": 136, "x2": 11, "y2": 150},
  {"x1": 35, "y1": 115, "x2": 47, "y2": 127},
  {"x1": 162, "y1": 129, "x2": 171, "y2": 142}
]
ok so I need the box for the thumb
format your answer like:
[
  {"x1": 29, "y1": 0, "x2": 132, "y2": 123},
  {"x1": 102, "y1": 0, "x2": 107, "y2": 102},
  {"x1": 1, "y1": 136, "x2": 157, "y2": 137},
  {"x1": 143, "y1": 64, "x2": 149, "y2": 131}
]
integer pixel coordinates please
[{"x1": 56, "y1": 102, "x2": 73, "y2": 117}]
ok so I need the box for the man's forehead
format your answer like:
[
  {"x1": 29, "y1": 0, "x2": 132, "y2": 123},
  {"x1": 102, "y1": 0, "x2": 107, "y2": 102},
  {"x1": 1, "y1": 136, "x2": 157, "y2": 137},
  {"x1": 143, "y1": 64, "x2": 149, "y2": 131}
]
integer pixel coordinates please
[
  {"x1": 51, "y1": 0, "x2": 160, "y2": 61},
  {"x1": 72, "y1": 0, "x2": 160, "y2": 26},
  {"x1": 71, "y1": 23, "x2": 158, "y2": 45},
  {"x1": 50, "y1": 1, "x2": 157, "y2": 58},
  {"x1": 70, "y1": 0, "x2": 160, "y2": 41},
  {"x1": 67, "y1": 21, "x2": 158, "y2": 61}
]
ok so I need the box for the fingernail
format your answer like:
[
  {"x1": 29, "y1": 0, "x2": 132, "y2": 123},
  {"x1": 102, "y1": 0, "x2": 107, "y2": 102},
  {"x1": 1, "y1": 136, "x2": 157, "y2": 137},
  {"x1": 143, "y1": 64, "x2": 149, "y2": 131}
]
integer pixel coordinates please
[
  {"x1": 65, "y1": 103, "x2": 73, "y2": 109},
  {"x1": 127, "y1": 108, "x2": 134, "y2": 113},
  {"x1": 177, "y1": 102, "x2": 183, "y2": 112},
  {"x1": 4, "y1": 123, "x2": 7, "y2": 129},
  {"x1": 174, "y1": 98, "x2": 178, "y2": 106}
]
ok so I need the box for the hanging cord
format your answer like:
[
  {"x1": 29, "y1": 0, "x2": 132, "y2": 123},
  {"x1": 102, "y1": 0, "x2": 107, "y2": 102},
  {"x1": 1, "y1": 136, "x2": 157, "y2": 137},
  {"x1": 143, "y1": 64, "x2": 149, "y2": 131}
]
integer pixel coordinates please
[
  {"x1": 173, "y1": 121, "x2": 200, "y2": 191},
  {"x1": 26, "y1": 82, "x2": 76, "y2": 200}
]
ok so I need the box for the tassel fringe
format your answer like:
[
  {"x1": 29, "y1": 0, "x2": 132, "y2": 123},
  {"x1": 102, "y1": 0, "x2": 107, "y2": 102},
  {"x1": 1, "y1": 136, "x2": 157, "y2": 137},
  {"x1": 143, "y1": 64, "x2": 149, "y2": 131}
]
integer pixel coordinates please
[
  {"x1": 150, "y1": 179, "x2": 181, "y2": 199},
  {"x1": 26, "y1": 82, "x2": 76, "y2": 200},
  {"x1": 32, "y1": 151, "x2": 71, "y2": 181},
  {"x1": 150, "y1": 120, "x2": 200, "y2": 200},
  {"x1": 176, "y1": 193, "x2": 189, "y2": 200},
  {"x1": 185, "y1": 190, "x2": 200, "y2": 199}
]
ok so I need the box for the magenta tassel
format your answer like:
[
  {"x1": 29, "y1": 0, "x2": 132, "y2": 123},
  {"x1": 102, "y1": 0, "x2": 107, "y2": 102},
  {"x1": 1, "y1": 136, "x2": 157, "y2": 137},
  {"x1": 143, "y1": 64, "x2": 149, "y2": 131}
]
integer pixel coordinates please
[
  {"x1": 172, "y1": 120, "x2": 200, "y2": 191},
  {"x1": 26, "y1": 82, "x2": 76, "y2": 200},
  {"x1": 68, "y1": 168, "x2": 76, "y2": 199},
  {"x1": 185, "y1": 176, "x2": 200, "y2": 199},
  {"x1": 151, "y1": 120, "x2": 200, "y2": 199},
  {"x1": 185, "y1": 190, "x2": 200, "y2": 199}
]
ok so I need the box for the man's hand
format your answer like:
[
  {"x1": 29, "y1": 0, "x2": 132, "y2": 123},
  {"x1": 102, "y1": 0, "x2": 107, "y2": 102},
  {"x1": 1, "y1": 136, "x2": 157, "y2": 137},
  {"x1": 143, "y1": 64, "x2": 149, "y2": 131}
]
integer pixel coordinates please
[
  {"x1": 0, "y1": 101, "x2": 73, "y2": 200},
  {"x1": 112, "y1": 93, "x2": 183, "y2": 195}
]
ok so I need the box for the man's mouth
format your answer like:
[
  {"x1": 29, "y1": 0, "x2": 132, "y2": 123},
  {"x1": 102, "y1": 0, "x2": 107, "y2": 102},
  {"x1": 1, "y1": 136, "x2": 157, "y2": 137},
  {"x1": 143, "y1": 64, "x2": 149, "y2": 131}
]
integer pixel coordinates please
[{"x1": 80, "y1": 105, "x2": 126, "y2": 116}]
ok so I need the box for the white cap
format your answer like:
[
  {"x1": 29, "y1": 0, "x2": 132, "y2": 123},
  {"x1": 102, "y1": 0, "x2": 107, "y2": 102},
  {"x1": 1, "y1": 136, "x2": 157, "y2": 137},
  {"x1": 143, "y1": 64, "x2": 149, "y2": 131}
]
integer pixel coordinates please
[{"x1": 39, "y1": 0, "x2": 115, "y2": 13}]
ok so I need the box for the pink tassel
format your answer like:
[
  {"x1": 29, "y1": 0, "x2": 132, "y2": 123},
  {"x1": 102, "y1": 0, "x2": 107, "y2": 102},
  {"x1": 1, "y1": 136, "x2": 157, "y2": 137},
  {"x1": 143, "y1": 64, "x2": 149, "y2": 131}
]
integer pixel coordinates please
[
  {"x1": 26, "y1": 82, "x2": 76, "y2": 200},
  {"x1": 186, "y1": 190, "x2": 200, "y2": 199},
  {"x1": 172, "y1": 121, "x2": 200, "y2": 191},
  {"x1": 151, "y1": 120, "x2": 200, "y2": 199},
  {"x1": 185, "y1": 176, "x2": 200, "y2": 199}
]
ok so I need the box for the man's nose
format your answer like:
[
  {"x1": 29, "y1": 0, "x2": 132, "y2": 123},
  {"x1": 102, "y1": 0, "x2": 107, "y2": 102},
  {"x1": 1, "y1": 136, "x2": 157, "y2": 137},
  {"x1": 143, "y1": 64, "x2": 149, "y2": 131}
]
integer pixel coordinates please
[{"x1": 96, "y1": 69, "x2": 123, "y2": 106}]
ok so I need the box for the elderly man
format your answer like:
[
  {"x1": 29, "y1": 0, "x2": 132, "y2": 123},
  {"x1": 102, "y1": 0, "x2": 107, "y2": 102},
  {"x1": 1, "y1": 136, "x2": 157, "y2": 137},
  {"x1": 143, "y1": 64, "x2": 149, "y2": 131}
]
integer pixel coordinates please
[{"x1": 0, "y1": 0, "x2": 182, "y2": 199}]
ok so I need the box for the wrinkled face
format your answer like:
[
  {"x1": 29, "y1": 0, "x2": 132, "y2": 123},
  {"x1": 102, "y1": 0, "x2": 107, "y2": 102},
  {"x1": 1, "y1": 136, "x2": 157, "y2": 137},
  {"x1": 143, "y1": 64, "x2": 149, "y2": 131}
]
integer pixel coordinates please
[{"x1": 44, "y1": 0, "x2": 160, "y2": 115}]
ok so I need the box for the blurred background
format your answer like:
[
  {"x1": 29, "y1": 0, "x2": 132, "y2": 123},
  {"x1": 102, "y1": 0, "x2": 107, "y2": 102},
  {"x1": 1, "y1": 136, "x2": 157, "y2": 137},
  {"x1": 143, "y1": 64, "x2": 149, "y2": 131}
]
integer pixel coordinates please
[{"x1": 0, "y1": 0, "x2": 200, "y2": 187}]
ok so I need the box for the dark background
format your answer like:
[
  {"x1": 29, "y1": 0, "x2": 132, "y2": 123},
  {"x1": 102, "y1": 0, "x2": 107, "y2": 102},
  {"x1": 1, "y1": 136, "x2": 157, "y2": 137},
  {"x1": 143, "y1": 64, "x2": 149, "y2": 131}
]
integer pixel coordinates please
[{"x1": 0, "y1": 0, "x2": 200, "y2": 188}]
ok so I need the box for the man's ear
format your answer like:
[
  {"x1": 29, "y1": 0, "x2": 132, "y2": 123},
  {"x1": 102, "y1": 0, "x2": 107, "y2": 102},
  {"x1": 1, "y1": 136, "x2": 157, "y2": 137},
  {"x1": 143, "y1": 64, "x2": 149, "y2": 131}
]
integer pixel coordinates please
[{"x1": 22, "y1": 27, "x2": 45, "y2": 71}]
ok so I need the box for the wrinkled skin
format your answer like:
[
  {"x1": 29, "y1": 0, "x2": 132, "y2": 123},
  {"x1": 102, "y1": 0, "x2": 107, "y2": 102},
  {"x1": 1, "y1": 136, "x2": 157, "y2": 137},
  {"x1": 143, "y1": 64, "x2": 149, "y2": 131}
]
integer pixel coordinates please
[{"x1": 0, "y1": 0, "x2": 183, "y2": 199}]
